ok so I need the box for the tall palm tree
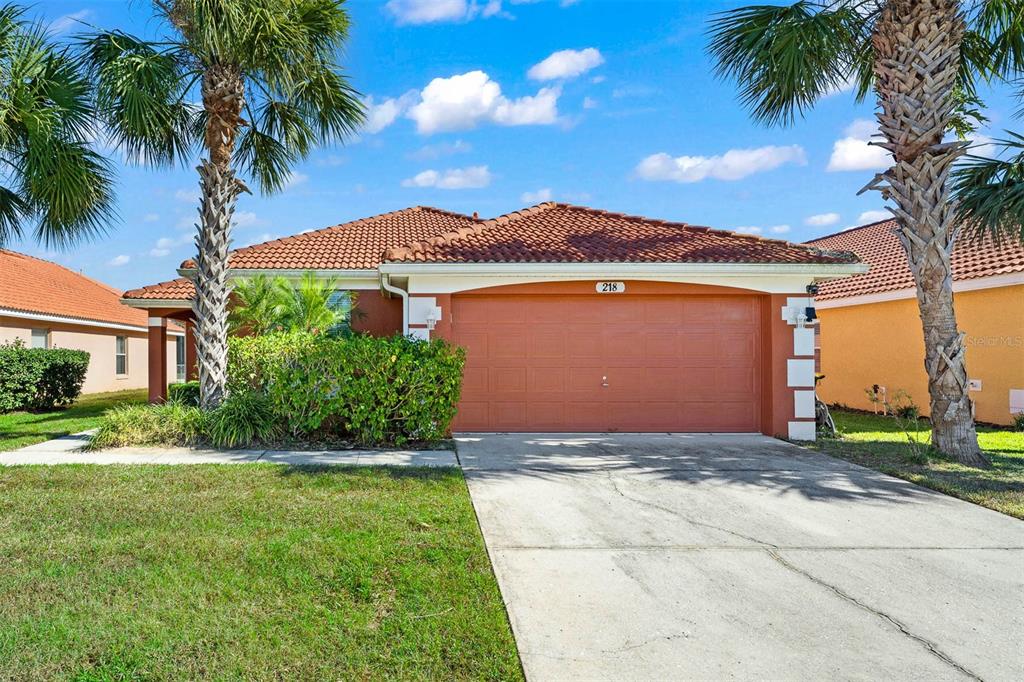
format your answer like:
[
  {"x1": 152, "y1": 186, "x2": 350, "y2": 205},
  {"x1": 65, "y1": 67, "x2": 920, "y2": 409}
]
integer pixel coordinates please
[
  {"x1": 0, "y1": 4, "x2": 114, "y2": 248},
  {"x1": 82, "y1": 0, "x2": 364, "y2": 408},
  {"x1": 708, "y1": 0, "x2": 1023, "y2": 467}
]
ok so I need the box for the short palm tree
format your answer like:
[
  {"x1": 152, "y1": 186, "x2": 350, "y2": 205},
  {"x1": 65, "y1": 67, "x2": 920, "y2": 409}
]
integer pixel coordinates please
[
  {"x1": 708, "y1": 0, "x2": 1023, "y2": 467},
  {"x1": 0, "y1": 4, "x2": 114, "y2": 248},
  {"x1": 279, "y1": 272, "x2": 350, "y2": 335},
  {"x1": 82, "y1": 0, "x2": 364, "y2": 408},
  {"x1": 228, "y1": 273, "x2": 289, "y2": 335}
]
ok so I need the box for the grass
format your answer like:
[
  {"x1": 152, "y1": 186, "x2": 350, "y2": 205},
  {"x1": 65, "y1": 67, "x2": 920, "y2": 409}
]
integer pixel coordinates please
[
  {"x1": 0, "y1": 465, "x2": 522, "y2": 680},
  {"x1": 810, "y1": 409, "x2": 1024, "y2": 519},
  {"x1": 0, "y1": 389, "x2": 147, "y2": 451}
]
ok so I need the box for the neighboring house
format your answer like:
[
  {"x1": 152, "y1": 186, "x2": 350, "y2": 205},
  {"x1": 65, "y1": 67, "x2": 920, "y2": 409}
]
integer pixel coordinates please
[
  {"x1": 123, "y1": 203, "x2": 864, "y2": 440},
  {"x1": 0, "y1": 249, "x2": 183, "y2": 395},
  {"x1": 807, "y1": 220, "x2": 1024, "y2": 426}
]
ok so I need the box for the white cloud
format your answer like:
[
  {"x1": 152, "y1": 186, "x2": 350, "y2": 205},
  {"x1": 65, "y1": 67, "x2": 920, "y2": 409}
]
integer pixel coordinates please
[
  {"x1": 363, "y1": 92, "x2": 418, "y2": 134},
  {"x1": 635, "y1": 145, "x2": 806, "y2": 183},
  {"x1": 143, "y1": 213, "x2": 160, "y2": 223},
  {"x1": 284, "y1": 171, "x2": 308, "y2": 189},
  {"x1": 108, "y1": 254, "x2": 130, "y2": 266},
  {"x1": 827, "y1": 119, "x2": 891, "y2": 171},
  {"x1": 770, "y1": 224, "x2": 791, "y2": 234},
  {"x1": 239, "y1": 233, "x2": 281, "y2": 248},
  {"x1": 385, "y1": 0, "x2": 510, "y2": 24},
  {"x1": 582, "y1": 96, "x2": 597, "y2": 110},
  {"x1": 316, "y1": 154, "x2": 347, "y2": 167},
  {"x1": 402, "y1": 165, "x2": 492, "y2": 189},
  {"x1": 734, "y1": 224, "x2": 789, "y2": 236},
  {"x1": 409, "y1": 139, "x2": 473, "y2": 161},
  {"x1": 521, "y1": 188, "x2": 553, "y2": 203},
  {"x1": 49, "y1": 9, "x2": 93, "y2": 35},
  {"x1": 528, "y1": 48, "x2": 604, "y2": 81},
  {"x1": 174, "y1": 188, "x2": 200, "y2": 203},
  {"x1": 734, "y1": 226, "x2": 762, "y2": 235},
  {"x1": 857, "y1": 209, "x2": 891, "y2": 223},
  {"x1": 149, "y1": 234, "x2": 192, "y2": 257},
  {"x1": 805, "y1": 212, "x2": 840, "y2": 227},
  {"x1": 408, "y1": 71, "x2": 560, "y2": 134},
  {"x1": 233, "y1": 211, "x2": 263, "y2": 227}
]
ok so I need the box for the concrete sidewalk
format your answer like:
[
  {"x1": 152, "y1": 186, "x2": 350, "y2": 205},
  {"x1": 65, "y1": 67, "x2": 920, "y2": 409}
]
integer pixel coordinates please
[{"x1": 0, "y1": 431, "x2": 457, "y2": 467}]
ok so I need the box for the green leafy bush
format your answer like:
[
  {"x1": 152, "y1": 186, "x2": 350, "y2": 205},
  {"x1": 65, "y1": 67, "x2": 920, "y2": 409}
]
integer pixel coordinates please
[
  {"x1": 168, "y1": 381, "x2": 200, "y2": 406},
  {"x1": 1014, "y1": 412, "x2": 1024, "y2": 432},
  {"x1": 228, "y1": 332, "x2": 465, "y2": 445},
  {"x1": 0, "y1": 341, "x2": 89, "y2": 412},
  {"x1": 89, "y1": 402, "x2": 207, "y2": 449},
  {"x1": 207, "y1": 392, "x2": 279, "y2": 448}
]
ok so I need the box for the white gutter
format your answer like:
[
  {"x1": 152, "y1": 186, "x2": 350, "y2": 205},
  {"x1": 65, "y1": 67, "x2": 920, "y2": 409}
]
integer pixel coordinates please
[
  {"x1": 379, "y1": 274, "x2": 409, "y2": 335},
  {"x1": 377, "y1": 262, "x2": 867, "y2": 278},
  {"x1": 0, "y1": 307, "x2": 185, "y2": 336}
]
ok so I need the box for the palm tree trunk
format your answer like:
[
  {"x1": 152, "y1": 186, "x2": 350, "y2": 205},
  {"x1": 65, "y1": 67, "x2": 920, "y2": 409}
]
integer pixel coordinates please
[
  {"x1": 868, "y1": 0, "x2": 988, "y2": 466},
  {"x1": 192, "y1": 63, "x2": 246, "y2": 409}
]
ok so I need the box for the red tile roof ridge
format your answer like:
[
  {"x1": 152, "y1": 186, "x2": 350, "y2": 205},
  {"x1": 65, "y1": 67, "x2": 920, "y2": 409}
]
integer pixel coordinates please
[
  {"x1": 383, "y1": 202, "x2": 559, "y2": 261},
  {"x1": 180, "y1": 205, "x2": 478, "y2": 269},
  {"x1": 123, "y1": 277, "x2": 193, "y2": 300}
]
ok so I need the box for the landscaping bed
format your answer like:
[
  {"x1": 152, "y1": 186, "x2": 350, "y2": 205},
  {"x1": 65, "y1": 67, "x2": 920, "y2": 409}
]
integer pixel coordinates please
[
  {"x1": 0, "y1": 465, "x2": 522, "y2": 680},
  {"x1": 0, "y1": 389, "x2": 146, "y2": 452},
  {"x1": 810, "y1": 409, "x2": 1024, "y2": 519}
]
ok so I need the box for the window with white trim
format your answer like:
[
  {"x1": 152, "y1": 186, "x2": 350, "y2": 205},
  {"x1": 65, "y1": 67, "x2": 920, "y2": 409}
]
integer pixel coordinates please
[
  {"x1": 115, "y1": 336, "x2": 128, "y2": 375},
  {"x1": 30, "y1": 328, "x2": 49, "y2": 349}
]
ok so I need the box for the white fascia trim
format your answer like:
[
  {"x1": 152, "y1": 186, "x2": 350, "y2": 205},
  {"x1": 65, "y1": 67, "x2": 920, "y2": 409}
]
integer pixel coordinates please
[
  {"x1": 0, "y1": 307, "x2": 184, "y2": 336},
  {"x1": 378, "y1": 262, "x2": 867, "y2": 278},
  {"x1": 816, "y1": 271, "x2": 1024, "y2": 309},
  {"x1": 121, "y1": 299, "x2": 193, "y2": 309}
]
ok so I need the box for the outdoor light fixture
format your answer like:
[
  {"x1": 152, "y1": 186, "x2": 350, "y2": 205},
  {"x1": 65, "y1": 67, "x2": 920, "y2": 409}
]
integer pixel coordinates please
[{"x1": 806, "y1": 283, "x2": 819, "y2": 296}]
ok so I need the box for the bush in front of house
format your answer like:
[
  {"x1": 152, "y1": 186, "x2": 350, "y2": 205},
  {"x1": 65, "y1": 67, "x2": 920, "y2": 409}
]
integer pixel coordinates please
[
  {"x1": 231, "y1": 331, "x2": 466, "y2": 445},
  {"x1": 0, "y1": 341, "x2": 90, "y2": 412},
  {"x1": 168, "y1": 380, "x2": 200, "y2": 406},
  {"x1": 90, "y1": 332, "x2": 465, "y2": 449}
]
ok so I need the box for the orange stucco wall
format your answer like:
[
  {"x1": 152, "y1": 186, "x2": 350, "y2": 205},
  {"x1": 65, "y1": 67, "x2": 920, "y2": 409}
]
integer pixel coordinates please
[{"x1": 817, "y1": 284, "x2": 1024, "y2": 425}]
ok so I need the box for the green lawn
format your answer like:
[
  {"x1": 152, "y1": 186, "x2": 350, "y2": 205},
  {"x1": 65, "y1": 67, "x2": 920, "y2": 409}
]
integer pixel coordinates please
[
  {"x1": 0, "y1": 465, "x2": 522, "y2": 680},
  {"x1": 810, "y1": 410, "x2": 1024, "y2": 519},
  {"x1": 0, "y1": 389, "x2": 147, "y2": 451}
]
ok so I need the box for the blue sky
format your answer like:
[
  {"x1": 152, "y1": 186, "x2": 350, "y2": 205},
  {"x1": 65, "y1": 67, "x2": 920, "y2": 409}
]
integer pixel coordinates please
[{"x1": 16, "y1": 0, "x2": 1018, "y2": 290}]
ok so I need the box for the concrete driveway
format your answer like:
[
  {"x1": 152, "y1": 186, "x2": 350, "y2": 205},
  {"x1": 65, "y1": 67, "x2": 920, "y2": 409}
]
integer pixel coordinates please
[{"x1": 458, "y1": 433, "x2": 1024, "y2": 681}]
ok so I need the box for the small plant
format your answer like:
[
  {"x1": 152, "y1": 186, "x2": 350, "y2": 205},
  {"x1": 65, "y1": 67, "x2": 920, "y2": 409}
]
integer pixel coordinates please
[
  {"x1": 206, "y1": 392, "x2": 279, "y2": 449},
  {"x1": 1014, "y1": 412, "x2": 1024, "y2": 433},
  {"x1": 168, "y1": 381, "x2": 200, "y2": 406},
  {"x1": 89, "y1": 403, "x2": 207, "y2": 450},
  {"x1": 864, "y1": 387, "x2": 929, "y2": 463}
]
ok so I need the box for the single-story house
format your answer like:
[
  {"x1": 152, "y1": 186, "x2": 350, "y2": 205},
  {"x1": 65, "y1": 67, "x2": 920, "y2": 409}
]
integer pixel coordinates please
[
  {"x1": 0, "y1": 249, "x2": 183, "y2": 395},
  {"x1": 123, "y1": 203, "x2": 865, "y2": 440},
  {"x1": 807, "y1": 219, "x2": 1024, "y2": 426}
]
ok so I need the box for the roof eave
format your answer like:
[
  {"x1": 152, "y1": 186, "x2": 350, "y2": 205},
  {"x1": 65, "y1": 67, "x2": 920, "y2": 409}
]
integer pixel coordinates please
[{"x1": 378, "y1": 261, "x2": 868, "y2": 278}]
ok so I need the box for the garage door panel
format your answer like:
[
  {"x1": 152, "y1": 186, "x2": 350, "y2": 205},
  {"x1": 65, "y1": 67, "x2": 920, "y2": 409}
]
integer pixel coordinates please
[{"x1": 452, "y1": 293, "x2": 761, "y2": 432}]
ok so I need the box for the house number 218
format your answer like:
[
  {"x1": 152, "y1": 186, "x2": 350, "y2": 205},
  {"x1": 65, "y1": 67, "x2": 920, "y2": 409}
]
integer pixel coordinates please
[{"x1": 596, "y1": 281, "x2": 625, "y2": 293}]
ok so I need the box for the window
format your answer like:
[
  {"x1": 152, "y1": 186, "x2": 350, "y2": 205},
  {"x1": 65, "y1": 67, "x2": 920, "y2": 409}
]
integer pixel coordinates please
[
  {"x1": 327, "y1": 290, "x2": 353, "y2": 334},
  {"x1": 175, "y1": 336, "x2": 186, "y2": 382},
  {"x1": 115, "y1": 336, "x2": 128, "y2": 375},
  {"x1": 30, "y1": 328, "x2": 49, "y2": 349}
]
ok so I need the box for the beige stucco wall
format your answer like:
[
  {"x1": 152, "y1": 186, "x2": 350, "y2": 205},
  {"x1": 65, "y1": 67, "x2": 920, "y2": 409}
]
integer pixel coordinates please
[
  {"x1": 818, "y1": 284, "x2": 1024, "y2": 426},
  {"x1": 0, "y1": 315, "x2": 181, "y2": 395}
]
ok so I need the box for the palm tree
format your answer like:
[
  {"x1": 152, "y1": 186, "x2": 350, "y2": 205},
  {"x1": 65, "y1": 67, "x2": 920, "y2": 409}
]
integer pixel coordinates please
[
  {"x1": 708, "y1": 0, "x2": 1023, "y2": 467},
  {"x1": 0, "y1": 4, "x2": 114, "y2": 248},
  {"x1": 228, "y1": 273, "x2": 289, "y2": 335},
  {"x1": 81, "y1": 0, "x2": 364, "y2": 408},
  {"x1": 279, "y1": 272, "x2": 351, "y2": 335}
]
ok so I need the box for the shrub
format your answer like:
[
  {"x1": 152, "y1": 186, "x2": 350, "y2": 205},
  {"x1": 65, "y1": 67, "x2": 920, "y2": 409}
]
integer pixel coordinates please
[
  {"x1": 0, "y1": 341, "x2": 89, "y2": 412},
  {"x1": 207, "y1": 392, "x2": 280, "y2": 448},
  {"x1": 1014, "y1": 412, "x2": 1024, "y2": 432},
  {"x1": 228, "y1": 331, "x2": 465, "y2": 445},
  {"x1": 168, "y1": 381, "x2": 200, "y2": 406},
  {"x1": 89, "y1": 403, "x2": 207, "y2": 450}
]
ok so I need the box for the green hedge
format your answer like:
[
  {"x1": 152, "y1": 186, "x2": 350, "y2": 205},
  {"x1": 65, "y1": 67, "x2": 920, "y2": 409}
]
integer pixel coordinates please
[
  {"x1": 168, "y1": 381, "x2": 200, "y2": 406},
  {"x1": 0, "y1": 341, "x2": 89, "y2": 412},
  {"x1": 228, "y1": 332, "x2": 465, "y2": 445}
]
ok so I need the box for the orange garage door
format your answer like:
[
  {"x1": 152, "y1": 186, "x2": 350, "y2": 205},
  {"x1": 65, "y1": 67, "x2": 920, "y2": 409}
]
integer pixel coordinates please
[{"x1": 451, "y1": 293, "x2": 762, "y2": 432}]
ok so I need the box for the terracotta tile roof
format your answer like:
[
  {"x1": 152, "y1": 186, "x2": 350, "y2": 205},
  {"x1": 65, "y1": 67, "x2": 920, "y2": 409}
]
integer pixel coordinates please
[
  {"x1": 122, "y1": 277, "x2": 196, "y2": 301},
  {"x1": 181, "y1": 205, "x2": 478, "y2": 270},
  {"x1": 383, "y1": 203, "x2": 860, "y2": 265},
  {"x1": 807, "y1": 219, "x2": 1024, "y2": 301},
  {"x1": 0, "y1": 249, "x2": 153, "y2": 328}
]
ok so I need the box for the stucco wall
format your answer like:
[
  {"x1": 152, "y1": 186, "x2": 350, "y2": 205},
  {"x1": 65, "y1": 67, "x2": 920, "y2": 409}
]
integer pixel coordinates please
[
  {"x1": 0, "y1": 315, "x2": 180, "y2": 395},
  {"x1": 817, "y1": 284, "x2": 1024, "y2": 425}
]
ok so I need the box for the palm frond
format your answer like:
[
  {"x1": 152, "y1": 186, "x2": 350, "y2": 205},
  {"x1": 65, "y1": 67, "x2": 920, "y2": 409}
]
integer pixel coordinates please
[
  {"x1": 952, "y1": 131, "x2": 1024, "y2": 243},
  {"x1": 0, "y1": 184, "x2": 32, "y2": 244},
  {"x1": 707, "y1": 1, "x2": 867, "y2": 126},
  {"x1": 79, "y1": 31, "x2": 200, "y2": 167}
]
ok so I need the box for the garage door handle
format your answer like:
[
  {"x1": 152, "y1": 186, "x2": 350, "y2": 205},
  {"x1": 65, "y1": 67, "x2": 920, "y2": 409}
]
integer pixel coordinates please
[{"x1": 601, "y1": 376, "x2": 608, "y2": 387}]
